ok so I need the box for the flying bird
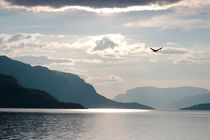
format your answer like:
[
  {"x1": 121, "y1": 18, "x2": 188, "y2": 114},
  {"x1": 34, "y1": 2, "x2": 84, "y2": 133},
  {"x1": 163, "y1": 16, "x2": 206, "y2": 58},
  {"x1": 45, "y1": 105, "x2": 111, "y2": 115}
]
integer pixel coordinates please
[{"x1": 150, "y1": 47, "x2": 163, "y2": 52}]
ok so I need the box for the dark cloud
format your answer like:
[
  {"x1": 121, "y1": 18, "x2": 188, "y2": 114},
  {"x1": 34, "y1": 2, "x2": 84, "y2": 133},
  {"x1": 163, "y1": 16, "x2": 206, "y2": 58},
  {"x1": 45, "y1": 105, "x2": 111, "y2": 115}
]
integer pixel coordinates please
[
  {"x1": 94, "y1": 37, "x2": 117, "y2": 51},
  {"x1": 5, "y1": 0, "x2": 181, "y2": 8},
  {"x1": 13, "y1": 55, "x2": 71, "y2": 65}
]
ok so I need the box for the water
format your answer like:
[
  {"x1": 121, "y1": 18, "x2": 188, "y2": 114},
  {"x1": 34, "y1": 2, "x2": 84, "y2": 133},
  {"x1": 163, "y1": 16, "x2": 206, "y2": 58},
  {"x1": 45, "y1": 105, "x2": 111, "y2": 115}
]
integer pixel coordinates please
[{"x1": 0, "y1": 109, "x2": 210, "y2": 140}]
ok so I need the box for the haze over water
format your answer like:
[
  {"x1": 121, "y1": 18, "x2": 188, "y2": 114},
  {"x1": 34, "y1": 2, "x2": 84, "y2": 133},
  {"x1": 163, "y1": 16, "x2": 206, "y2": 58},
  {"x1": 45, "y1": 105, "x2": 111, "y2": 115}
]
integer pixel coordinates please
[{"x1": 0, "y1": 109, "x2": 210, "y2": 140}]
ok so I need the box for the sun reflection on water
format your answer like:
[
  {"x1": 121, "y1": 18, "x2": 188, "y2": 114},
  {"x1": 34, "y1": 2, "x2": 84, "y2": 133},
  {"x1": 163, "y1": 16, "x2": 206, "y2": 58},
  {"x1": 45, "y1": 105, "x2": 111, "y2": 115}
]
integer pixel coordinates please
[
  {"x1": 87, "y1": 108, "x2": 150, "y2": 113},
  {"x1": 0, "y1": 108, "x2": 151, "y2": 114}
]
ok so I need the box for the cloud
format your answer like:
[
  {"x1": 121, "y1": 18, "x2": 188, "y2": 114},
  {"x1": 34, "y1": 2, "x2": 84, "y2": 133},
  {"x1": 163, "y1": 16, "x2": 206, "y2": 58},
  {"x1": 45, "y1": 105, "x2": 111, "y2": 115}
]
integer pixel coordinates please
[
  {"x1": 1, "y1": 33, "x2": 210, "y2": 66},
  {"x1": 124, "y1": 0, "x2": 210, "y2": 30},
  {"x1": 0, "y1": 33, "x2": 85, "y2": 51},
  {"x1": 125, "y1": 14, "x2": 210, "y2": 30},
  {"x1": 0, "y1": 33, "x2": 44, "y2": 56},
  {"x1": 94, "y1": 37, "x2": 117, "y2": 51},
  {"x1": 0, "y1": 37, "x2": 4, "y2": 43},
  {"x1": 88, "y1": 34, "x2": 148, "y2": 58},
  {"x1": 108, "y1": 74, "x2": 123, "y2": 82},
  {"x1": 3, "y1": 0, "x2": 181, "y2": 8},
  {"x1": 7, "y1": 33, "x2": 33, "y2": 42},
  {"x1": 81, "y1": 59, "x2": 103, "y2": 64},
  {"x1": 148, "y1": 47, "x2": 210, "y2": 64},
  {"x1": 0, "y1": 33, "x2": 82, "y2": 58},
  {"x1": 1, "y1": 0, "x2": 210, "y2": 13},
  {"x1": 160, "y1": 48, "x2": 189, "y2": 54},
  {"x1": 0, "y1": 33, "x2": 38, "y2": 43},
  {"x1": 13, "y1": 55, "x2": 71, "y2": 65},
  {"x1": 87, "y1": 74, "x2": 123, "y2": 85},
  {"x1": 0, "y1": 0, "x2": 183, "y2": 13}
]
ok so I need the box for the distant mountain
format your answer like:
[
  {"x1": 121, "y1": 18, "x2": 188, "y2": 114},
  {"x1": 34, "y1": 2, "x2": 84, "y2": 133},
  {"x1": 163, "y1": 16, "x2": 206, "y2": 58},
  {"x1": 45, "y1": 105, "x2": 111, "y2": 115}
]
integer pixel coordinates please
[
  {"x1": 113, "y1": 86, "x2": 210, "y2": 110},
  {"x1": 180, "y1": 103, "x2": 210, "y2": 110},
  {"x1": 0, "y1": 74, "x2": 84, "y2": 109},
  {"x1": 168, "y1": 94, "x2": 210, "y2": 109},
  {"x1": 0, "y1": 56, "x2": 152, "y2": 109}
]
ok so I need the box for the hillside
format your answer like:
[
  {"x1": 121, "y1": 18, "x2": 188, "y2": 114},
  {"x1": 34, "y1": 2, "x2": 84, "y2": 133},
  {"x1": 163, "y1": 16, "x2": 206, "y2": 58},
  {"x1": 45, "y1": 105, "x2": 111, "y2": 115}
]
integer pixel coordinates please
[
  {"x1": 0, "y1": 56, "x2": 152, "y2": 109},
  {"x1": 180, "y1": 103, "x2": 210, "y2": 110},
  {"x1": 0, "y1": 74, "x2": 84, "y2": 109}
]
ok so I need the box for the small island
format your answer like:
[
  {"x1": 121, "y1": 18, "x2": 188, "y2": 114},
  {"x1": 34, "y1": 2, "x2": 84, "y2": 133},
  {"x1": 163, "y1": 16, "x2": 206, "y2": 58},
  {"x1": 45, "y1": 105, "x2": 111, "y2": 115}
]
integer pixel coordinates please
[
  {"x1": 0, "y1": 74, "x2": 85, "y2": 109},
  {"x1": 180, "y1": 103, "x2": 210, "y2": 110}
]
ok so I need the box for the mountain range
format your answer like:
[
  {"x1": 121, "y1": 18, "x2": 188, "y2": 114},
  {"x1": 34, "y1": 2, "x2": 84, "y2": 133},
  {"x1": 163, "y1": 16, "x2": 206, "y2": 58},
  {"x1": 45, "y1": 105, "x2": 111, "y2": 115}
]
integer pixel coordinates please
[
  {"x1": 114, "y1": 86, "x2": 210, "y2": 110},
  {"x1": 0, "y1": 55, "x2": 152, "y2": 109}
]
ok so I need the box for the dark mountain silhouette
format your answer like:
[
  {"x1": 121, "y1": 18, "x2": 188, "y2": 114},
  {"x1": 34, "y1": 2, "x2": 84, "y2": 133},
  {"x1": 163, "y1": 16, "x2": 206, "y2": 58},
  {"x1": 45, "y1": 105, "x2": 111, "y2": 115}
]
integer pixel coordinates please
[
  {"x1": 180, "y1": 103, "x2": 210, "y2": 110},
  {"x1": 0, "y1": 56, "x2": 153, "y2": 109},
  {"x1": 114, "y1": 86, "x2": 210, "y2": 110},
  {"x1": 0, "y1": 74, "x2": 84, "y2": 109}
]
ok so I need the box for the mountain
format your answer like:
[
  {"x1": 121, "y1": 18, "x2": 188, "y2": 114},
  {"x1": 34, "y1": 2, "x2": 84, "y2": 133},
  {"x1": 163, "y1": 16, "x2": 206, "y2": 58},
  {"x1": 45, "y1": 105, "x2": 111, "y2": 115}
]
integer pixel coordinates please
[
  {"x1": 0, "y1": 56, "x2": 152, "y2": 109},
  {"x1": 180, "y1": 103, "x2": 210, "y2": 110},
  {"x1": 113, "y1": 86, "x2": 210, "y2": 110},
  {"x1": 0, "y1": 74, "x2": 84, "y2": 109},
  {"x1": 168, "y1": 94, "x2": 210, "y2": 109}
]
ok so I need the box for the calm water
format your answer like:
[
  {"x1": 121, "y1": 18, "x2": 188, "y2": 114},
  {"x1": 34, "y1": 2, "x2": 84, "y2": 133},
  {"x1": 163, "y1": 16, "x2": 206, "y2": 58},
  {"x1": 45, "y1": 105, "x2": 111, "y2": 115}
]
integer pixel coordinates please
[{"x1": 0, "y1": 109, "x2": 210, "y2": 140}]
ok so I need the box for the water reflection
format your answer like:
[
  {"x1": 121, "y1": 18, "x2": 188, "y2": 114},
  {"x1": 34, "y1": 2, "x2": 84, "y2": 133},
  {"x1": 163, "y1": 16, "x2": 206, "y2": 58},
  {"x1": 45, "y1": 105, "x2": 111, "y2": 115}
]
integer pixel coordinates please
[
  {"x1": 0, "y1": 108, "x2": 150, "y2": 114},
  {"x1": 87, "y1": 108, "x2": 150, "y2": 113},
  {"x1": 0, "y1": 109, "x2": 210, "y2": 140},
  {"x1": 0, "y1": 113, "x2": 91, "y2": 139}
]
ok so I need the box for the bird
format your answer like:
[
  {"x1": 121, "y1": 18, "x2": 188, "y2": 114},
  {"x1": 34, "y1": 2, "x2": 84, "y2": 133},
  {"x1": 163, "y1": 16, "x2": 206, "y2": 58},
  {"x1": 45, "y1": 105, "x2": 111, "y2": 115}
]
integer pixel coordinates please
[{"x1": 150, "y1": 47, "x2": 163, "y2": 52}]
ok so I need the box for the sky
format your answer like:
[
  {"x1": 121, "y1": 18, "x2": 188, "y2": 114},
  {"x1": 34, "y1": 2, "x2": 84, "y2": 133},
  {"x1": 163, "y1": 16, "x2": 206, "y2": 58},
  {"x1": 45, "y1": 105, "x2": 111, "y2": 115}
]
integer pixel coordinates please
[{"x1": 0, "y1": 0, "x2": 210, "y2": 98}]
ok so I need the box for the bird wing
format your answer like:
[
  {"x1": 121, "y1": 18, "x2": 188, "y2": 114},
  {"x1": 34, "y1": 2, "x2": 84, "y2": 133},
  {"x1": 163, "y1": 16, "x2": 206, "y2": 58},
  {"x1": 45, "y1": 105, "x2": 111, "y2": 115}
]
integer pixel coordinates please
[
  {"x1": 157, "y1": 47, "x2": 163, "y2": 51},
  {"x1": 150, "y1": 47, "x2": 156, "y2": 51}
]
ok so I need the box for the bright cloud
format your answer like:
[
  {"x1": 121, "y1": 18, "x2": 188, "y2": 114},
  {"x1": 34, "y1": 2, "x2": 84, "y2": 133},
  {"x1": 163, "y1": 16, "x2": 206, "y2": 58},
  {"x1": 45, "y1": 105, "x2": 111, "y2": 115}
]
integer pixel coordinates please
[
  {"x1": 123, "y1": 0, "x2": 210, "y2": 30},
  {"x1": 87, "y1": 74, "x2": 123, "y2": 85},
  {"x1": 88, "y1": 34, "x2": 148, "y2": 58},
  {"x1": 125, "y1": 14, "x2": 210, "y2": 30},
  {"x1": 81, "y1": 59, "x2": 103, "y2": 64},
  {"x1": 1, "y1": 33, "x2": 210, "y2": 65}
]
